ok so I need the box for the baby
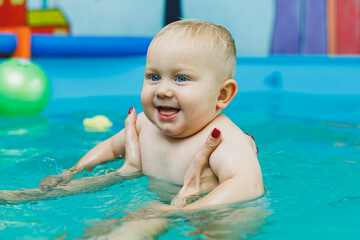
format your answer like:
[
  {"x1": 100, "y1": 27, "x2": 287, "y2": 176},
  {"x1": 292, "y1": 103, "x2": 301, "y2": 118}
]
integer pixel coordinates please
[{"x1": 40, "y1": 19, "x2": 264, "y2": 209}]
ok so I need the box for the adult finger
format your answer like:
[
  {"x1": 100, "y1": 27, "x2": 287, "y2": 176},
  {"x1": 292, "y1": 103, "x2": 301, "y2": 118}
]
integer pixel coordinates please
[
  {"x1": 193, "y1": 128, "x2": 222, "y2": 166},
  {"x1": 123, "y1": 107, "x2": 141, "y2": 172}
]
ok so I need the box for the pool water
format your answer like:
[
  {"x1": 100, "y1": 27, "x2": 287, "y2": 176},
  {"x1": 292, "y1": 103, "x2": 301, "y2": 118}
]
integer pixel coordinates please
[{"x1": 0, "y1": 92, "x2": 359, "y2": 239}]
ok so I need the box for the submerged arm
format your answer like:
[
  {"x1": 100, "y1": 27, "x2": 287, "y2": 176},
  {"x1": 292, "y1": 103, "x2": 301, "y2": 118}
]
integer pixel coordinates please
[
  {"x1": 38, "y1": 130, "x2": 126, "y2": 191},
  {"x1": 39, "y1": 108, "x2": 143, "y2": 191},
  {"x1": 184, "y1": 173, "x2": 264, "y2": 209},
  {"x1": 1, "y1": 172, "x2": 136, "y2": 203},
  {"x1": 184, "y1": 134, "x2": 263, "y2": 209}
]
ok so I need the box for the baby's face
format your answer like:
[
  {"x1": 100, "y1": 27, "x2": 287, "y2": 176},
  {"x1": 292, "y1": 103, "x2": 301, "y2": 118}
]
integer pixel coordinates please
[{"x1": 141, "y1": 32, "x2": 225, "y2": 138}]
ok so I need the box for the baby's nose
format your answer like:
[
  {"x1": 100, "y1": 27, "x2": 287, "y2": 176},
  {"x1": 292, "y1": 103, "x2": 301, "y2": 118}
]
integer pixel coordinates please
[{"x1": 155, "y1": 81, "x2": 174, "y2": 98}]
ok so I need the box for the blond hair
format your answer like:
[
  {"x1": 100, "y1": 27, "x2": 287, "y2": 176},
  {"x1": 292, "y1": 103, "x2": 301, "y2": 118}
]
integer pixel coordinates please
[{"x1": 152, "y1": 19, "x2": 237, "y2": 79}]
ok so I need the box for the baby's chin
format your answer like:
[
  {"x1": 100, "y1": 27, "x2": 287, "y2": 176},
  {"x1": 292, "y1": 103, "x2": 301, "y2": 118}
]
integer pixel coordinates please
[
  {"x1": 158, "y1": 125, "x2": 203, "y2": 139},
  {"x1": 144, "y1": 111, "x2": 209, "y2": 139},
  {"x1": 161, "y1": 131, "x2": 190, "y2": 139}
]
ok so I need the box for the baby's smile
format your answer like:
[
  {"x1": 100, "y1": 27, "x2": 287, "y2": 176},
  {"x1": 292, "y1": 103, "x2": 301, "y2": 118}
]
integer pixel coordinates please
[{"x1": 156, "y1": 106, "x2": 180, "y2": 120}]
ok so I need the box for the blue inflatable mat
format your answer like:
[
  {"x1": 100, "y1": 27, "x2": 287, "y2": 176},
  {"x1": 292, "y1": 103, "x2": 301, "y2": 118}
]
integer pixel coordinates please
[
  {"x1": 0, "y1": 33, "x2": 16, "y2": 54},
  {"x1": 0, "y1": 34, "x2": 152, "y2": 57}
]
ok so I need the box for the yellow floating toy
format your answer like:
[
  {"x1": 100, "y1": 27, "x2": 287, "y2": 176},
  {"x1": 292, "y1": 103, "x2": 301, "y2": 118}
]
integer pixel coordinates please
[{"x1": 83, "y1": 115, "x2": 113, "y2": 132}]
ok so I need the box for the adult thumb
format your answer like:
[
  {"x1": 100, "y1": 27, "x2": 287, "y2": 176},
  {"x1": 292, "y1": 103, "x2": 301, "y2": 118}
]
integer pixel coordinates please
[{"x1": 194, "y1": 128, "x2": 222, "y2": 165}]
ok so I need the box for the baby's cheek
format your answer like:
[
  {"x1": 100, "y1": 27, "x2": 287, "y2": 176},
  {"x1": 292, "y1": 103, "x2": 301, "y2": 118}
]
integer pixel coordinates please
[{"x1": 140, "y1": 90, "x2": 151, "y2": 107}]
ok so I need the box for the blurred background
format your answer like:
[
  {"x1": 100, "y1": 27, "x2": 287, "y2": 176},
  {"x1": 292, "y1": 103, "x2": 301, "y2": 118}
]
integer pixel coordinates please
[{"x1": 1, "y1": 0, "x2": 359, "y2": 56}]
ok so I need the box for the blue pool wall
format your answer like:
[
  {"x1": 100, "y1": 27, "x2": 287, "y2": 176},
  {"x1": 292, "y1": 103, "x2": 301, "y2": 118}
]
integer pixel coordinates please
[{"x1": 28, "y1": 56, "x2": 360, "y2": 100}]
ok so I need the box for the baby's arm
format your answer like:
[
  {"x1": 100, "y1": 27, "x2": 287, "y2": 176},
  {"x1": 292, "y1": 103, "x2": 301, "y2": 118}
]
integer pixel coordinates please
[
  {"x1": 39, "y1": 109, "x2": 144, "y2": 191},
  {"x1": 70, "y1": 109, "x2": 144, "y2": 174},
  {"x1": 1, "y1": 172, "x2": 131, "y2": 203},
  {"x1": 184, "y1": 133, "x2": 263, "y2": 209}
]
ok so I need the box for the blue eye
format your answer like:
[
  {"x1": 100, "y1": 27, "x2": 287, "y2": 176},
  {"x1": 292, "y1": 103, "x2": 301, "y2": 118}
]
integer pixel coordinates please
[
  {"x1": 176, "y1": 76, "x2": 188, "y2": 82},
  {"x1": 150, "y1": 75, "x2": 160, "y2": 81}
]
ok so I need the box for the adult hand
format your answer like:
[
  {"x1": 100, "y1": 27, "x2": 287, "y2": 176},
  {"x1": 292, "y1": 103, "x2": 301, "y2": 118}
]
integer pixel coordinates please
[
  {"x1": 38, "y1": 170, "x2": 75, "y2": 191},
  {"x1": 116, "y1": 107, "x2": 142, "y2": 175},
  {"x1": 171, "y1": 128, "x2": 222, "y2": 208}
]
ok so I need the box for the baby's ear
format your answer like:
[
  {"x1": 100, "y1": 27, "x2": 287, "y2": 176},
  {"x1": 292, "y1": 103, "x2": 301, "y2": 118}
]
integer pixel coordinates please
[{"x1": 216, "y1": 79, "x2": 238, "y2": 110}]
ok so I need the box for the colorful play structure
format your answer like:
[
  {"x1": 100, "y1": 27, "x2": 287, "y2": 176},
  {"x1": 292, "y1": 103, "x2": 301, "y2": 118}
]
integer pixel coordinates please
[
  {"x1": 0, "y1": 0, "x2": 70, "y2": 58},
  {"x1": 0, "y1": 0, "x2": 151, "y2": 58},
  {"x1": 272, "y1": 0, "x2": 360, "y2": 54}
]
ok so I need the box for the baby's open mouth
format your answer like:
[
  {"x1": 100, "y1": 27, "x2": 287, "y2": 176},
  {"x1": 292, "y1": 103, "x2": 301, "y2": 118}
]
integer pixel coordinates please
[{"x1": 157, "y1": 106, "x2": 180, "y2": 120}]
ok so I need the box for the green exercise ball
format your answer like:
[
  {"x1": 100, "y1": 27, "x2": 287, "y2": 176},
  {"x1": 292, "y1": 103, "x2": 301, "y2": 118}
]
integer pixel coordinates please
[{"x1": 0, "y1": 58, "x2": 51, "y2": 116}]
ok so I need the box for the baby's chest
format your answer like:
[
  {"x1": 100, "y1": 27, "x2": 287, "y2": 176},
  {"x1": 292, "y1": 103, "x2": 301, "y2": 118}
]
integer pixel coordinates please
[{"x1": 139, "y1": 136, "x2": 201, "y2": 184}]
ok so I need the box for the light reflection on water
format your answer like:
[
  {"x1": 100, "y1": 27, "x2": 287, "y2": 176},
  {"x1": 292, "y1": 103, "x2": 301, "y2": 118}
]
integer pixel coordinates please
[{"x1": 0, "y1": 93, "x2": 359, "y2": 239}]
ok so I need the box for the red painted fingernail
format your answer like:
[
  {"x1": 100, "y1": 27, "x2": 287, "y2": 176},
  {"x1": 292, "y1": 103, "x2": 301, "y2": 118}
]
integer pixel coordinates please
[
  {"x1": 251, "y1": 136, "x2": 254, "y2": 140},
  {"x1": 128, "y1": 107, "x2": 134, "y2": 114},
  {"x1": 245, "y1": 133, "x2": 249, "y2": 136},
  {"x1": 211, "y1": 128, "x2": 221, "y2": 138},
  {"x1": 256, "y1": 147, "x2": 259, "y2": 154}
]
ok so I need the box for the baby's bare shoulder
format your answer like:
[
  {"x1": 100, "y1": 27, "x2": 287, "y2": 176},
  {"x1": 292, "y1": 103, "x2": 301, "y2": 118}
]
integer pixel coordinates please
[
  {"x1": 208, "y1": 115, "x2": 259, "y2": 182},
  {"x1": 208, "y1": 114, "x2": 244, "y2": 137},
  {"x1": 208, "y1": 115, "x2": 255, "y2": 157}
]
